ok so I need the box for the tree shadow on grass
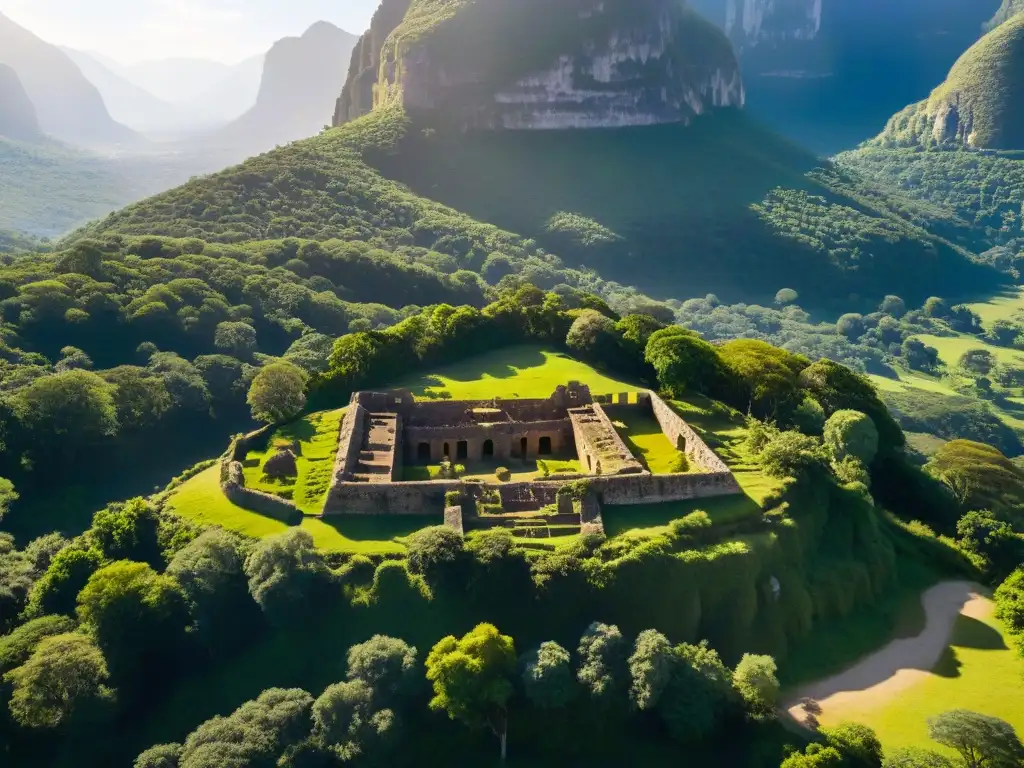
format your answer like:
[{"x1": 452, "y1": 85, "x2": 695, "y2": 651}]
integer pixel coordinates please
[
  {"x1": 401, "y1": 346, "x2": 549, "y2": 396},
  {"x1": 603, "y1": 492, "x2": 762, "y2": 537},
  {"x1": 950, "y1": 615, "x2": 1007, "y2": 651}
]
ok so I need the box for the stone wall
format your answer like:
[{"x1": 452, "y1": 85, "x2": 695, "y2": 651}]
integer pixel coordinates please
[
  {"x1": 648, "y1": 392, "x2": 731, "y2": 473},
  {"x1": 391, "y1": 413, "x2": 404, "y2": 482},
  {"x1": 568, "y1": 403, "x2": 644, "y2": 475},
  {"x1": 325, "y1": 479, "x2": 462, "y2": 516},
  {"x1": 404, "y1": 420, "x2": 573, "y2": 464},
  {"x1": 219, "y1": 458, "x2": 303, "y2": 525},
  {"x1": 589, "y1": 471, "x2": 740, "y2": 505},
  {"x1": 333, "y1": 402, "x2": 368, "y2": 482}
]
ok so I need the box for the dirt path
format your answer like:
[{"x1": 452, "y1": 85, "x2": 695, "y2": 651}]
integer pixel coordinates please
[{"x1": 784, "y1": 581, "x2": 992, "y2": 726}]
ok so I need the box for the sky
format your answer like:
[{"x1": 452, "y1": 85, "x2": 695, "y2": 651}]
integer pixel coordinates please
[{"x1": 0, "y1": 0, "x2": 379, "y2": 64}]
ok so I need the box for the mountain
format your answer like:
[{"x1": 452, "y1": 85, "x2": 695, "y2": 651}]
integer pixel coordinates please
[
  {"x1": 689, "y1": 0, "x2": 1003, "y2": 153},
  {"x1": 59, "y1": 48, "x2": 182, "y2": 132},
  {"x1": 117, "y1": 55, "x2": 265, "y2": 126},
  {"x1": 337, "y1": 0, "x2": 744, "y2": 129},
  {"x1": 211, "y1": 22, "x2": 358, "y2": 153},
  {"x1": 0, "y1": 12, "x2": 138, "y2": 148},
  {"x1": 987, "y1": 0, "x2": 1024, "y2": 31},
  {"x1": 871, "y1": 13, "x2": 1024, "y2": 150},
  {"x1": 0, "y1": 63, "x2": 42, "y2": 141}
]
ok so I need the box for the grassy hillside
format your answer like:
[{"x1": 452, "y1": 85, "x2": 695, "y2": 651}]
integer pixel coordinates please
[{"x1": 74, "y1": 103, "x2": 1001, "y2": 308}]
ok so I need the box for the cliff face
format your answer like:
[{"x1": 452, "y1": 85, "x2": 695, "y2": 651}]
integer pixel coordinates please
[
  {"x1": 725, "y1": 0, "x2": 822, "y2": 54},
  {"x1": 0, "y1": 63, "x2": 42, "y2": 141},
  {"x1": 336, "y1": 0, "x2": 743, "y2": 130}
]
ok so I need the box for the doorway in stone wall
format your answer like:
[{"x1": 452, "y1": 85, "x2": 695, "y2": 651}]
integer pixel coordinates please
[
  {"x1": 520, "y1": 437, "x2": 528, "y2": 458},
  {"x1": 483, "y1": 439, "x2": 494, "y2": 459},
  {"x1": 457, "y1": 441, "x2": 469, "y2": 460},
  {"x1": 417, "y1": 442, "x2": 431, "y2": 463},
  {"x1": 443, "y1": 443, "x2": 450, "y2": 459},
  {"x1": 539, "y1": 436, "x2": 552, "y2": 456}
]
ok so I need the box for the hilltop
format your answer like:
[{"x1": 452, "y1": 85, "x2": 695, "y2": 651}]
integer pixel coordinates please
[{"x1": 872, "y1": 13, "x2": 1024, "y2": 150}]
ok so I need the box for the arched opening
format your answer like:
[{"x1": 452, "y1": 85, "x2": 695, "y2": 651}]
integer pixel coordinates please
[
  {"x1": 539, "y1": 436, "x2": 552, "y2": 456},
  {"x1": 457, "y1": 441, "x2": 469, "y2": 460},
  {"x1": 417, "y1": 442, "x2": 431, "y2": 463},
  {"x1": 483, "y1": 439, "x2": 494, "y2": 459},
  {"x1": 443, "y1": 442, "x2": 450, "y2": 459},
  {"x1": 520, "y1": 437, "x2": 528, "y2": 458}
]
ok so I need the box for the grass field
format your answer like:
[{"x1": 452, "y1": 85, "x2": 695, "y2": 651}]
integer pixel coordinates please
[
  {"x1": 967, "y1": 288, "x2": 1024, "y2": 326},
  {"x1": 404, "y1": 458, "x2": 582, "y2": 483},
  {"x1": 605, "y1": 405, "x2": 686, "y2": 474},
  {"x1": 603, "y1": 394, "x2": 781, "y2": 538},
  {"x1": 398, "y1": 346, "x2": 637, "y2": 400},
  {"x1": 166, "y1": 466, "x2": 429, "y2": 554},
  {"x1": 242, "y1": 409, "x2": 344, "y2": 514},
  {"x1": 814, "y1": 595, "x2": 1024, "y2": 758},
  {"x1": 914, "y1": 333, "x2": 1024, "y2": 369}
]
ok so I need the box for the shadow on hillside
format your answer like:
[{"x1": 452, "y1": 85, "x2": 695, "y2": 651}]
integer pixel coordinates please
[
  {"x1": 319, "y1": 514, "x2": 437, "y2": 543},
  {"x1": 401, "y1": 346, "x2": 548, "y2": 396}
]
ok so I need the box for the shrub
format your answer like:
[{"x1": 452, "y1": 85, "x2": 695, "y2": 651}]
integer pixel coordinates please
[
  {"x1": 495, "y1": 467, "x2": 511, "y2": 482},
  {"x1": 824, "y1": 410, "x2": 880, "y2": 465}
]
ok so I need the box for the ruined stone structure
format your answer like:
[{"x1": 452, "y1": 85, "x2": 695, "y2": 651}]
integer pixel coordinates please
[{"x1": 322, "y1": 384, "x2": 743, "y2": 535}]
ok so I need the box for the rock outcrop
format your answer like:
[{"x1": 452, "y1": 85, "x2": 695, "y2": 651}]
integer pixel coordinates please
[
  {"x1": 724, "y1": 0, "x2": 822, "y2": 53},
  {"x1": 335, "y1": 0, "x2": 744, "y2": 130},
  {"x1": 0, "y1": 63, "x2": 42, "y2": 141},
  {"x1": 873, "y1": 13, "x2": 1024, "y2": 150}
]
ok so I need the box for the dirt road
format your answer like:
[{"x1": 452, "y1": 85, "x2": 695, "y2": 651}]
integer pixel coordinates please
[{"x1": 784, "y1": 581, "x2": 991, "y2": 725}]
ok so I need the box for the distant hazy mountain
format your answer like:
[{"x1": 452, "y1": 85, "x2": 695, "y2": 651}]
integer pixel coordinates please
[
  {"x1": 211, "y1": 22, "x2": 357, "y2": 153},
  {"x1": 59, "y1": 48, "x2": 182, "y2": 132},
  {"x1": 0, "y1": 63, "x2": 42, "y2": 141},
  {"x1": 0, "y1": 12, "x2": 137, "y2": 148},
  {"x1": 116, "y1": 55, "x2": 264, "y2": 126}
]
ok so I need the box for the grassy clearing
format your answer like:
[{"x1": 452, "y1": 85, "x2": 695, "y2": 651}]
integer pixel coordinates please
[
  {"x1": 814, "y1": 595, "x2": 1024, "y2": 758},
  {"x1": 605, "y1": 405, "x2": 686, "y2": 474},
  {"x1": 967, "y1": 287, "x2": 1024, "y2": 326},
  {"x1": 242, "y1": 409, "x2": 344, "y2": 515},
  {"x1": 166, "y1": 467, "x2": 427, "y2": 554},
  {"x1": 404, "y1": 458, "x2": 581, "y2": 483},
  {"x1": 914, "y1": 333, "x2": 1024, "y2": 368},
  {"x1": 398, "y1": 345, "x2": 637, "y2": 400},
  {"x1": 603, "y1": 395, "x2": 781, "y2": 538}
]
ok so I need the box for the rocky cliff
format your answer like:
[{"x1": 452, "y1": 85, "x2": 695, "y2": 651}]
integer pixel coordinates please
[
  {"x1": 724, "y1": 0, "x2": 822, "y2": 54},
  {"x1": 987, "y1": 0, "x2": 1024, "y2": 31},
  {"x1": 335, "y1": 0, "x2": 744, "y2": 130},
  {"x1": 873, "y1": 13, "x2": 1024, "y2": 150},
  {"x1": 0, "y1": 63, "x2": 42, "y2": 141}
]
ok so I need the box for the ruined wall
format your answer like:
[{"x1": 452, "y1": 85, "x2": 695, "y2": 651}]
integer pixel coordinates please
[
  {"x1": 325, "y1": 480, "x2": 462, "y2": 515},
  {"x1": 590, "y1": 470, "x2": 740, "y2": 505},
  {"x1": 391, "y1": 413, "x2": 404, "y2": 482},
  {"x1": 219, "y1": 457, "x2": 303, "y2": 525},
  {"x1": 333, "y1": 402, "x2": 368, "y2": 482},
  {"x1": 569, "y1": 403, "x2": 644, "y2": 475},
  {"x1": 648, "y1": 391, "x2": 731, "y2": 473},
  {"x1": 405, "y1": 420, "x2": 573, "y2": 463}
]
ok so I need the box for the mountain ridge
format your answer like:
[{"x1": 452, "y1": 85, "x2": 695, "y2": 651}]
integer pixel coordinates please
[{"x1": 0, "y1": 63, "x2": 42, "y2": 141}]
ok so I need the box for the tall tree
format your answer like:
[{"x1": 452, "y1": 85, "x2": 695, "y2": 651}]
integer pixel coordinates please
[
  {"x1": 425, "y1": 623, "x2": 516, "y2": 761},
  {"x1": 247, "y1": 361, "x2": 308, "y2": 424},
  {"x1": 928, "y1": 710, "x2": 1024, "y2": 768}
]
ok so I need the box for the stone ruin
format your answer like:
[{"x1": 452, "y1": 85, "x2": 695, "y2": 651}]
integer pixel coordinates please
[{"x1": 320, "y1": 383, "x2": 742, "y2": 539}]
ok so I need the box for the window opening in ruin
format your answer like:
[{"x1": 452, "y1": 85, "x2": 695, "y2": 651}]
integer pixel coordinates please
[
  {"x1": 539, "y1": 436, "x2": 552, "y2": 456},
  {"x1": 587, "y1": 455, "x2": 593, "y2": 471},
  {"x1": 443, "y1": 443, "x2": 450, "y2": 458},
  {"x1": 520, "y1": 437, "x2": 528, "y2": 457},
  {"x1": 483, "y1": 439, "x2": 494, "y2": 458},
  {"x1": 457, "y1": 441, "x2": 469, "y2": 460},
  {"x1": 417, "y1": 442, "x2": 431, "y2": 463}
]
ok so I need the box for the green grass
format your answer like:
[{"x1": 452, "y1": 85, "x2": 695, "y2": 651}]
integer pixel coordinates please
[
  {"x1": 242, "y1": 409, "x2": 344, "y2": 515},
  {"x1": 967, "y1": 287, "x2": 1024, "y2": 326},
  {"x1": 398, "y1": 346, "x2": 637, "y2": 401},
  {"x1": 166, "y1": 466, "x2": 430, "y2": 554},
  {"x1": 816, "y1": 595, "x2": 1024, "y2": 758},
  {"x1": 602, "y1": 395, "x2": 782, "y2": 538},
  {"x1": 605, "y1": 405, "x2": 686, "y2": 474},
  {"x1": 914, "y1": 333, "x2": 1024, "y2": 369}
]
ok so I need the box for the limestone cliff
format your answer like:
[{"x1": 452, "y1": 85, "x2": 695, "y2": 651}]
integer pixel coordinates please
[
  {"x1": 335, "y1": 0, "x2": 744, "y2": 130},
  {"x1": 725, "y1": 0, "x2": 822, "y2": 53}
]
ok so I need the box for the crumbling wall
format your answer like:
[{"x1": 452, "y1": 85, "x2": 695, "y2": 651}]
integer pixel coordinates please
[
  {"x1": 325, "y1": 480, "x2": 462, "y2": 515},
  {"x1": 569, "y1": 403, "x2": 644, "y2": 475},
  {"x1": 648, "y1": 391, "x2": 731, "y2": 472},
  {"x1": 334, "y1": 403, "x2": 368, "y2": 481},
  {"x1": 219, "y1": 458, "x2": 303, "y2": 524},
  {"x1": 589, "y1": 471, "x2": 740, "y2": 505}
]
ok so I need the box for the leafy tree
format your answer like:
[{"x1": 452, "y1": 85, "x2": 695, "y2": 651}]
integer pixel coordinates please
[
  {"x1": 822, "y1": 722, "x2": 884, "y2": 767},
  {"x1": 928, "y1": 710, "x2": 1024, "y2": 768},
  {"x1": 520, "y1": 641, "x2": 576, "y2": 709},
  {"x1": 102, "y1": 366, "x2": 172, "y2": 430},
  {"x1": 879, "y1": 295, "x2": 907, "y2": 317},
  {"x1": 837, "y1": 313, "x2": 866, "y2": 339},
  {"x1": 24, "y1": 546, "x2": 104, "y2": 619},
  {"x1": 960, "y1": 349, "x2": 997, "y2": 376},
  {"x1": 732, "y1": 654, "x2": 780, "y2": 719},
  {"x1": 628, "y1": 629, "x2": 676, "y2": 711},
  {"x1": 776, "y1": 288, "x2": 799, "y2": 305},
  {"x1": 995, "y1": 568, "x2": 1024, "y2": 634},
  {"x1": 405, "y1": 526, "x2": 468, "y2": 589},
  {"x1": 656, "y1": 641, "x2": 736, "y2": 743},
  {"x1": 926, "y1": 440, "x2": 1024, "y2": 514},
  {"x1": 824, "y1": 410, "x2": 880, "y2": 465},
  {"x1": 956, "y1": 511, "x2": 1024, "y2": 582},
  {"x1": 759, "y1": 431, "x2": 826, "y2": 479},
  {"x1": 924, "y1": 297, "x2": 950, "y2": 318},
  {"x1": 345, "y1": 635, "x2": 419, "y2": 709},
  {"x1": 426, "y1": 623, "x2": 516, "y2": 761},
  {"x1": 615, "y1": 314, "x2": 665, "y2": 351},
  {"x1": 4, "y1": 632, "x2": 114, "y2": 729},
  {"x1": 718, "y1": 339, "x2": 807, "y2": 419},
  {"x1": 882, "y1": 747, "x2": 954, "y2": 768},
  {"x1": 13, "y1": 369, "x2": 119, "y2": 461},
  {"x1": 214, "y1": 321, "x2": 258, "y2": 359},
  {"x1": 565, "y1": 309, "x2": 622, "y2": 364},
  {"x1": 134, "y1": 744, "x2": 182, "y2": 768},
  {"x1": 781, "y1": 744, "x2": 846, "y2": 768},
  {"x1": 902, "y1": 338, "x2": 941, "y2": 372},
  {"x1": 311, "y1": 679, "x2": 393, "y2": 762},
  {"x1": 88, "y1": 497, "x2": 162, "y2": 566},
  {"x1": 792, "y1": 396, "x2": 827, "y2": 435},
  {"x1": 799, "y1": 359, "x2": 904, "y2": 449},
  {"x1": 177, "y1": 688, "x2": 313, "y2": 768},
  {"x1": 576, "y1": 622, "x2": 628, "y2": 708},
  {"x1": 166, "y1": 529, "x2": 254, "y2": 654},
  {"x1": 0, "y1": 614, "x2": 77, "y2": 674},
  {"x1": 76, "y1": 561, "x2": 190, "y2": 696},
  {"x1": 644, "y1": 327, "x2": 723, "y2": 397},
  {"x1": 248, "y1": 361, "x2": 308, "y2": 424},
  {"x1": 244, "y1": 529, "x2": 331, "y2": 623}
]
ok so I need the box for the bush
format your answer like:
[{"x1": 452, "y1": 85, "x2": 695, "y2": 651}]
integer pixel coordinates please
[
  {"x1": 495, "y1": 467, "x2": 511, "y2": 482},
  {"x1": 824, "y1": 410, "x2": 880, "y2": 465}
]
